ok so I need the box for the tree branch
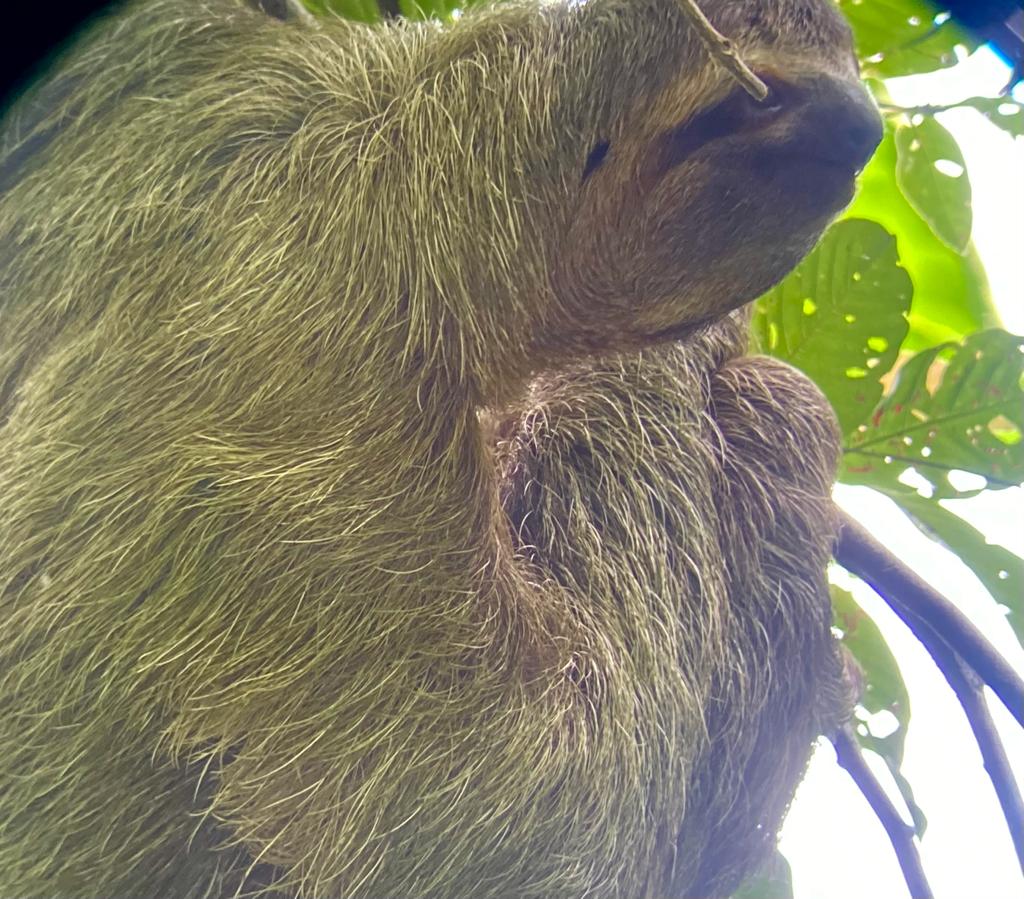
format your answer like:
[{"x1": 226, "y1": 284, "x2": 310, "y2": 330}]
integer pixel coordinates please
[
  {"x1": 835, "y1": 510, "x2": 1024, "y2": 729},
  {"x1": 948, "y1": 658, "x2": 1024, "y2": 873},
  {"x1": 904, "y1": 611, "x2": 1024, "y2": 873},
  {"x1": 674, "y1": 0, "x2": 769, "y2": 100},
  {"x1": 835, "y1": 509, "x2": 1024, "y2": 873},
  {"x1": 832, "y1": 725, "x2": 934, "y2": 899},
  {"x1": 879, "y1": 101, "x2": 969, "y2": 117}
]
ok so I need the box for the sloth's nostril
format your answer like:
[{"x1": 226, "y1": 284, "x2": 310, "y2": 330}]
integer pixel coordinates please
[{"x1": 790, "y1": 75, "x2": 883, "y2": 172}]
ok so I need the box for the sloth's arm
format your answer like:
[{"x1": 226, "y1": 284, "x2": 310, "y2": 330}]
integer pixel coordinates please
[{"x1": 498, "y1": 320, "x2": 848, "y2": 897}]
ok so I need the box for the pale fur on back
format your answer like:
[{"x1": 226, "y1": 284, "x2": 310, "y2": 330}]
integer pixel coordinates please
[{"x1": 1, "y1": 1, "x2": 850, "y2": 896}]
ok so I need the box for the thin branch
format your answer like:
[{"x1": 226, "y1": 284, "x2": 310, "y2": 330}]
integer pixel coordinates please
[
  {"x1": 674, "y1": 0, "x2": 769, "y2": 100},
  {"x1": 1004, "y1": 72, "x2": 1022, "y2": 99},
  {"x1": 879, "y1": 99, "x2": 1021, "y2": 117},
  {"x1": 949, "y1": 663, "x2": 1024, "y2": 873},
  {"x1": 832, "y1": 725, "x2": 934, "y2": 899},
  {"x1": 836, "y1": 511, "x2": 1024, "y2": 874},
  {"x1": 835, "y1": 510, "x2": 1024, "y2": 728},
  {"x1": 879, "y1": 101, "x2": 970, "y2": 117},
  {"x1": 909, "y1": 613, "x2": 1024, "y2": 873}
]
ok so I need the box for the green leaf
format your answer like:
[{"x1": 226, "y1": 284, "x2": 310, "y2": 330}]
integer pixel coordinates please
[
  {"x1": 832, "y1": 586, "x2": 910, "y2": 759},
  {"x1": 842, "y1": 329, "x2": 1024, "y2": 497},
  {"x1": 957, "y1": 97, "x2": 1024, "y2": 140},
  {"x1": 840, "y1": 0, "x2": 975, "y2": 78},
  {"x1": 398, "y1": 0, "x2": 457, "y2": 20},
  {"x1": 883, "y1": 97, "x2": 1024, "y2": 140},
  {"x1": 309, "y1": 0, "x2": 382, "y2": 22},
  {"x1": 753, "y1": 219, "x2": 911, "y2": 437},
  {"x1": 831, "y1": 585, "x2": 927, "y2": 836},
  {"x1": 732, "y1": 850, "x2": 793, "y2": 899},
  {"x1": 889, "y1": 492, "x2": 1024, "y2": 647},
  {"x1": 847, "y1": 121, "x2": 997, "y2": 351},
  {"x1": 895, "y1": 117, "x2": 973, "y2": 253}
]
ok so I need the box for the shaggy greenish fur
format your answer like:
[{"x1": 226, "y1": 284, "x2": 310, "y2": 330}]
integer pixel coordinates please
[{"x1": 0, "y1": 0, "x2": 870, "y2": 896}]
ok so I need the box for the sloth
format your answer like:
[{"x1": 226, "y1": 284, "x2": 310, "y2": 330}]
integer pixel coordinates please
[{"x1": 0, "y1": 0, "x2": 880, "y2": 896}]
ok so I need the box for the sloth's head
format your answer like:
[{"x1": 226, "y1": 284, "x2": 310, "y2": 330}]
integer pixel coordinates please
[{"x1": 541, "y1": 0, "x2": 881, "y2": 356}]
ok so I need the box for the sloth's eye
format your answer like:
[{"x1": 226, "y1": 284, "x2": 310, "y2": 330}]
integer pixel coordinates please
[
  {"x1": 751, "y1": 84, "x2": 786, "y2": 116},
  {"x1": 659, "y1": 78, "x2": 790, "y2": 171},
  {"x1": 725, "y1": 76, "x2": 791, "y2": 129},
  {"x1": 745, "y1": 78, "x2": 789, "y2": 118},
  {"x1": 582, "y1": 140, "x2": 611, "y2": 181}
]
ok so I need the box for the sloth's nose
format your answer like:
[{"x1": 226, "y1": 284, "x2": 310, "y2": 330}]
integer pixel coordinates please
[{"x1": 792, "y1": 74, "x2": 883, "y2": 173}]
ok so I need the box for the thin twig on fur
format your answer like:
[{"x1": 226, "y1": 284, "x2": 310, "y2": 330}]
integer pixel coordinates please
[
  {"x1": 832, "y1": 724, "x2": 934, "y2": 899},
  {"x1": 674, "y1": 0, "x2": 770, "y2": 100}
]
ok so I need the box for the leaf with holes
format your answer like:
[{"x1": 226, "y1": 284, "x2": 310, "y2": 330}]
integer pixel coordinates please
[
  {"x1": 832, "y1": 585, "x2": 911, "y2": 759},
  {"x1": 753, "y1": 219, "x2": 911, "y2": 437},
  {"x1": 890, "y1": 492, "x2": 1024, "y2": 647},
  {"x1": 839, "y1": 0, "x2": 975, "y2": 77},
  {"x1": 848, "y1": 118, "x2": 998, "y2": 351},
  {"x1": 895, "y1": 118, "x2": 972, "y2": 253},
  {"x1": 831, "y1": 584, "x2": 926, "y2": 836},
  {"x1": 842, "y1": 329, "x2": 1024, "y2": 498},
  {"x1": 957, "y1": 97, "x2": 1024, "y2": 140}
]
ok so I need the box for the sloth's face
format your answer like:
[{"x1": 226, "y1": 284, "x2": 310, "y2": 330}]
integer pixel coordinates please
[
  {"x1": 629, "y1": 68, "x2": 882, "y2": 339},
  {"x1": 549, "y1": 0, "x2": 882, "y2": 352}
]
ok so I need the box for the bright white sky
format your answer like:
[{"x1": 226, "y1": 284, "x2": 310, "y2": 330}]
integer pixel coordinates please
[{"x1": 780, "y1": 48, "x2": 1024, "y2": 899}]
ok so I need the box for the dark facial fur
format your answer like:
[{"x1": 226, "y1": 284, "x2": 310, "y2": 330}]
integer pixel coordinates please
[
  {"x1": 550, "y1": 0, "x2": 880, "y2": 358},
  {"x1": 0, "y1": 1, "x2": 872, "y2": 896}
]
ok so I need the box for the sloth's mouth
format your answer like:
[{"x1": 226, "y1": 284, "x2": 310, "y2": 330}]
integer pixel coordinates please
[
  {"x1": 777, "y1": 142, "x2": 875, "y2": 179},
  {"x1": 763, "y1": 147, "x2": 861, "y2": 208},
  {"x1": 645, "y1": 315, "x2": 714, "y2": 345}
]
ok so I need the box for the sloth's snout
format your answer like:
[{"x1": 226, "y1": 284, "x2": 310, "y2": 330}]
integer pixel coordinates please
[
  {"x1": 791, "y1": 74, "x2": 883, "y2": 174},
  {"x1": 656, "y1": 72, "x2": 882, "y2": 180}
]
